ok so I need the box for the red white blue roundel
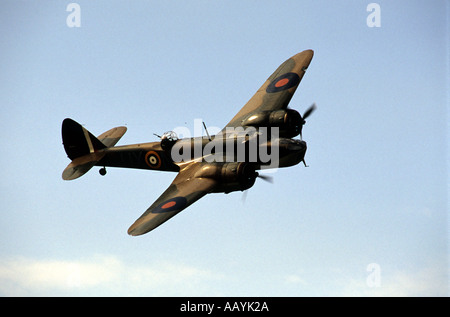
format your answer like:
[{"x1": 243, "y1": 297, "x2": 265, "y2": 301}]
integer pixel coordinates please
[
  {"x1": 151, "y1": 196, "x2": 188, "y2": 214},
  {"x1": 266, "y1": 72, "x2": 300, "y2": 93},
  {"x1": 145, "y1": 151, "x2": 161, "y2": 169}
]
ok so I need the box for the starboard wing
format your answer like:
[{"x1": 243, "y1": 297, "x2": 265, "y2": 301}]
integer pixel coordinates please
[
  {"x1": 127, "y1": 163, "x2": 217, "y2": 236},
  {"x1": 223, "y1": 50, "x2": 314, "y2": 130}
]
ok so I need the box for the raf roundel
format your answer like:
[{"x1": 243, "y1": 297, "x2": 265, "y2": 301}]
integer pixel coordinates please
[
  {"x1": 152, "y1": 196, "x2": 188, "y2": 214},
  {"x1": 266, "y1": 72, "x2": 300, "y2": 93},
  {"x1": 145, "y1": 151, "x2": 161, "y2": 169}
]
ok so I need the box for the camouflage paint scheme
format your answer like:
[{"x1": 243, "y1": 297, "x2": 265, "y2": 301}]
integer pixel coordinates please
[
  {"x1": 224, "y1": 50, "x2": 313, "y2": 129},
  {"x1": 61, "y1": 50, "x2": 314, "y2": 236}
]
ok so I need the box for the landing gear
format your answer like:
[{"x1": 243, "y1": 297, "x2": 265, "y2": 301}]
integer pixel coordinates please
[{"x1": 99, "y1": 167, "x2": 107, "y2": 176}]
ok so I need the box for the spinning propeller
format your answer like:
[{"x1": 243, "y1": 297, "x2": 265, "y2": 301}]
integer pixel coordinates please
[
  {"x1": 299, "y1": 103, "x2": 316, "y2": 140},
  {"x1": 257, "y1": 173, "x2": 274, "y2": 183},
  {"x1": 242, "y1": 172, "x2": 273, "y2": 203}
]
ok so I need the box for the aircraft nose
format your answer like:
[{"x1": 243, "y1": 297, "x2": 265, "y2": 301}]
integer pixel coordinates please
[{"x1": 287, "y1": 140, "x2": 307, "y2": 152}]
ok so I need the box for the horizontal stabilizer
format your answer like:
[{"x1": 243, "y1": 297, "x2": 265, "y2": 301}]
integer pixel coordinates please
[
  {"x1": 97, "y1": 126, "x2": 127, "y2": 148},
  {"x1": 62, "y1": 152, "x2": 106, "y2": 180}
]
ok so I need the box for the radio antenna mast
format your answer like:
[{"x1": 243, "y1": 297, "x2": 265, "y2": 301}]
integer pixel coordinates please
[{"x1": 202, "y1": 121, "x2": 212, "y2": 141}]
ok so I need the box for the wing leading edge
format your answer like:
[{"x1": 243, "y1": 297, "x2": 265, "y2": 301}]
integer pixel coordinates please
[{"x1": 128, "y1": 163, "x2": 217, "y2": 236}]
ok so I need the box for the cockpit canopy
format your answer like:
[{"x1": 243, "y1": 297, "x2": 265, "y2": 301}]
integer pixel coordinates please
[{"x1": 160, "y1": 131, "x2": 178, "y2": 151}]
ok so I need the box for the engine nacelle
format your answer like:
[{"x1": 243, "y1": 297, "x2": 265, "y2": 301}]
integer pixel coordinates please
[
  {"x1": 241, "y1": 109, "x2": 303, "y2": 138},
  {"x1": 194, "y1": 162, "x2": 257, "y2": 193}
]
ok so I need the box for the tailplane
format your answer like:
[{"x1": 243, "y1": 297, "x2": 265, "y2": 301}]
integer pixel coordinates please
[{"x1": 61, "y1": 118, "x2": 127, "y2": 180}]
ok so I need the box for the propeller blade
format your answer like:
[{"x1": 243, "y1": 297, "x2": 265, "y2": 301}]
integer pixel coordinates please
[
  {"x1": 242, "y1": 174, "x2": 273, "y2": 204},
  {"x1": 300, "y1": 103, "x2": 316, "y2": 140},
  {"x1": 257, "y1": 174, "x2": 274, "y2": 183},
  {"x1": 241, "y1": 190, "x2": 249, "y2": 204},
  {"x1": 302, "y1": 103, "x2": 316, "y2": 120}
]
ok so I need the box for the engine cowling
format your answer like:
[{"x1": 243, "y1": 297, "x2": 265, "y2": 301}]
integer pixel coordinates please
[
  {"x1": 241, "y1": 109, "x2": 303, "y2": 138},
  {"x1": 194, "y1": 162, "x2": 257, "y2": 193}
]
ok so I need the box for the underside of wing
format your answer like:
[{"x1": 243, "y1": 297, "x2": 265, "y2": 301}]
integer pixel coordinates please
[
  {"x1": 223, "y1": 50, "x2": 314, "y2": 130},
  {"x1": 127, "y1": 163, "x2": 217, "y2": 236}
]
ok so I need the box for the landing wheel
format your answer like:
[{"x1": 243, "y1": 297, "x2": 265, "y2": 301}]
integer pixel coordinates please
[{"x1": 99, "y1": 167, "x2": 107, "y2": 176}]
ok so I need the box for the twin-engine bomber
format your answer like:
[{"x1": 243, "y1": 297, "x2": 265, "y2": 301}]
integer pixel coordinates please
[{"x1": 62, "y1": 50, "x2": 316, "y2": 236}]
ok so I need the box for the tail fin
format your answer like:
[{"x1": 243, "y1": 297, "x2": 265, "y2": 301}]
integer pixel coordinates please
[
  {"x1": 61, "y1": 118, "x2": 127, "y2": 180},
  {"x1": 62, "y1": 118, "x2": 107, "y2": 160}
]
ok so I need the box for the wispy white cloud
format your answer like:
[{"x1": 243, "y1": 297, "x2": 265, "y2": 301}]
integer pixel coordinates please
[
  {"x1": 284, "y1": 274, "x2": 307, "y2": 285},
  {"x1": 0, "y1": 255, "x2": 224, "y2": 296},
  {"x1": 2, "y1": 255, "x2": 447, "y2": 296}
]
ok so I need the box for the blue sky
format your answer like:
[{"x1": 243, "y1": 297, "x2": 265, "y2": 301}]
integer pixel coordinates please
[{"x1": 0, "y1": 1, "x2": 448, "y2": 296}]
